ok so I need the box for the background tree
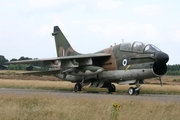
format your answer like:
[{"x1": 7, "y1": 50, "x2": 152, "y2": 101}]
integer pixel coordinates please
[
  {"x1": 0, "y1": 55, "x2": 8, "y2": 65},
  {"x1": 167, "y1": 64, "x2": 180, "y2": 75},
  {"x1": 10, "y1": 58, "x2": 18, "y2": 61},
  {"x1": 18, "y1": 56, "x2": 32, "y2": 60}
]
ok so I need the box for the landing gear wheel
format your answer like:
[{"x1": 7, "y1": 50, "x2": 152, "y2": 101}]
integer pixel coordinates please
[
  {"x1": 108, "y1": 84, "x2": 116, "y2": 93},
  {"x1": 74, "y1": 83, "x2": 82, "y2": 92},
  {"x1": 128, "y1": 87, "x2": 135, "y2": 95}
]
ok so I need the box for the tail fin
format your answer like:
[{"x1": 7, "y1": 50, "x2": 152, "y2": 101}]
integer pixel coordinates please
[{"x1": 52, "y1": 26, "x2": 81, "y2": 57}]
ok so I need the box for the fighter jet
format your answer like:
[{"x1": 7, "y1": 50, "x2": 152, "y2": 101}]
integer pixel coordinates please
[{"x1": 7, "y1": 26, "x2": 169, "y2": 95}]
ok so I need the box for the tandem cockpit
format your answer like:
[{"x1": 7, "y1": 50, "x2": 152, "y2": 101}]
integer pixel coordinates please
[{"x1": 120, "y1": 41, "x2": 161, "y2": 53}]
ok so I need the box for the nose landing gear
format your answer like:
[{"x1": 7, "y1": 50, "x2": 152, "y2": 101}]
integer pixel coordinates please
[
  {"x1": 128, "y1": 87, "x2": 141, "y2": 95},
  {"x1": 128, "y1": 80, "x2": 141, "y2": 95}
]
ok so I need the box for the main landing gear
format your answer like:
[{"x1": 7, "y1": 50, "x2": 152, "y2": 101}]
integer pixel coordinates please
[
  {"x1": 74, "y1": 83, "x2": 82, "y2": 92},
  {"x1": 108, "y1": 84, "x2": 116, "y2": 93},
  {"x1": 74, "y1": 82, "x2": 116, "y2": 93}
]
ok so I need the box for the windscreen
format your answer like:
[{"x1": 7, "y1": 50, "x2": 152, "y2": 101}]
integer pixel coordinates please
[{"x1": 144, "y1": 44, "x2": 161, "y2": 53}]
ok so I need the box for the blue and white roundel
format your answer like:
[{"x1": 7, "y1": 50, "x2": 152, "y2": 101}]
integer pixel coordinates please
[{"x1": 122, "y1": 59, "x2": 128, "y2": 66}]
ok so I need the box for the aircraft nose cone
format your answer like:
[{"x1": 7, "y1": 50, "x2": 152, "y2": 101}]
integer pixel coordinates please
[{"x1": 156, "y1": 52, "x2": 169, "y2": 64}]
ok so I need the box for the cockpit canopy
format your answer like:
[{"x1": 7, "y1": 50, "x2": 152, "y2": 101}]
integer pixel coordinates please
[{"x1": 120, "y1": 41, "x2": 161, "y2": 53}]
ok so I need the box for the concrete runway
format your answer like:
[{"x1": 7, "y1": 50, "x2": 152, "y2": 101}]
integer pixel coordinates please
[{"x1": 0, "y1": 88, "x2": 180, "y2": 103}]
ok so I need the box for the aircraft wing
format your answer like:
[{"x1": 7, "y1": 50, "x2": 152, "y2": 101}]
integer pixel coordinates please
[{"x1": 6, "y1": 53, "x2": 111, "y2": 68}]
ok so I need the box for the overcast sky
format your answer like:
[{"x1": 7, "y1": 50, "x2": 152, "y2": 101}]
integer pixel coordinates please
[{"x1": 0, "y1": 0, "x2": 179, "y2": 64}]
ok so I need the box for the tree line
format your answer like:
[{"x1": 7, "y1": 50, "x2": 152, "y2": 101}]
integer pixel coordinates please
[
  {"x1": 0, "y1": 55, "x2": 43, "y2": 71},
  {"x1": 0, "y1": 55, "x2": 180, "y2": 75},
  {"x1": 167, "y1": 64, "x2": 180, "y2": 75}
]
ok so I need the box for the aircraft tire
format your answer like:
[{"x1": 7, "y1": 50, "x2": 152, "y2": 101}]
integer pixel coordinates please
[
  {"x1": 128, "y1": 87, "x2": 135, "y2": 95},
  {"x1": 74, "y1": 83, "x2": 82, "y2": 92}
]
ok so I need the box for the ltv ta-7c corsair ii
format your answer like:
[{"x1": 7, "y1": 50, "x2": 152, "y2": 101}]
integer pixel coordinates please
[{"x1": 7, "y1": 26, "x2": 169, "y2": 95}]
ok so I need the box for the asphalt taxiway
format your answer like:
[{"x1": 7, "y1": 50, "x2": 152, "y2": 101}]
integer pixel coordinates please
[{"x1": 0, "y1": 88, "x2": 180, "y2": 103}]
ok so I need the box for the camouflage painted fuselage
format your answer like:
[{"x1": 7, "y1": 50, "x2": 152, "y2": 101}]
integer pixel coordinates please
[
  {"x1": 56, "y1": 47, "x2": 165, "y2": 84},
  {"x1": 52, "y1": 26, "x2": 168, "y2": 86},
  {"x1": 6, "y1": 26, "x2": 169, "y2": 92}
]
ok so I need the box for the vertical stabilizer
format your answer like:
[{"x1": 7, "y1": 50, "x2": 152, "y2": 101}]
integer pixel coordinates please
[{"x1": 52, "y1": 26, "x2": 81, "y2": 57}]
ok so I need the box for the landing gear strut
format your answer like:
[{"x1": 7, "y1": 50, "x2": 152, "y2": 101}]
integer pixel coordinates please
[
  {"x1": 128, "y1": 81, "x2": 141, "y2": 95},
  {"x1": 74, "y1": 83, "x2": 82, "y2": 92},
  {"x1": 108, "y1": 84, "x2": 116, "y2": 93}
]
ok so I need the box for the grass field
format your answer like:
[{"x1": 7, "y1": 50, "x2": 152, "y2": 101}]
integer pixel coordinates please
[
  {"x1": 0, "y1": 93, "x2": 180, "y2": 120},
  {"x1": 0, "y1": 70, "x2": 180, "y2": 120}
]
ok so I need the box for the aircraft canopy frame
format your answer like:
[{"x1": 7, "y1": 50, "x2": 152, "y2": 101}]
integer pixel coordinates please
[{"x1": 120, "y1": 41, "x2": 161, "y2": 53}]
